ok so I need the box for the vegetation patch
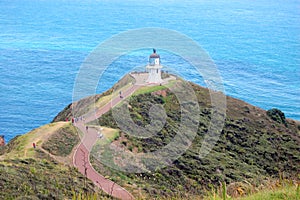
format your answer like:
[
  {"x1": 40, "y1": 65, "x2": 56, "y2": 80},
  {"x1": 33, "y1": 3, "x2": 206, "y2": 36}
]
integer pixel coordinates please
[
  {"x1": 90, "y1": 82, "x2": 300, "y2": 199},
  {"x1": 52, "y1": 74, "x2": 134, "y2": 122},
  {"x1": 42, "y1": 124, "x2": 80, "y2": 157},
  {"x1": 133, "y1": 85, "x2": 167, "y2": 96},
  {"x1": 267, "y1": 108, "x2": 287, "y2": 126},
  {"x1": 204, "y1": 179, "x2": 299, "y2": 200},
  {"x1": 0, "y1": 158, "x2": 113, "y2": 200},
  {"x1": 132, "y1": 79, "x2": 176, "y2": 96},
  {"x1": 0, "y1": 123, "x2": 68, "y2": 160}
]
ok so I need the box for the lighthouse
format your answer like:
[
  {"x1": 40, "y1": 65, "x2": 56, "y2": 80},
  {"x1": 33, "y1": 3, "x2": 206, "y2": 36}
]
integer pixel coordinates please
[{"x1": 146, "y1": 49, "x2": 163, "y2": 83}]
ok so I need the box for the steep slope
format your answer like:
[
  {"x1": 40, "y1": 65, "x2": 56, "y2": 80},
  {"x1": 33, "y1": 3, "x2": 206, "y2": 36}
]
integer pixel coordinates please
[
  {"x1": 52, "y1": 74, "x2": 135, "y2": 122},
  {"x1": 86, "y1": 81, "x2": 300, "y2": 198},
  {"x1": 0, "y1": 158, "x2": 114, "y2": 200},
  {"x1": 0, "y1": 122, "x2": 114, "y2": 199},
  {"x1": 2, "y1": 74, "x2": 299, "y2": 199},
  {"x1": 0, "y1": 74, "x2": 137, "y2": 200}
]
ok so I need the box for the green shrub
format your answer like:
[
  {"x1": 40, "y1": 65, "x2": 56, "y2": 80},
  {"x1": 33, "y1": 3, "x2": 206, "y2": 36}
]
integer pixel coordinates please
[
  {"x1": 267, "y1": 108, "x2": 287, "y2": 126},
  {"x1": 42, "y1": 125, "x2": 79, "y2": 156}
]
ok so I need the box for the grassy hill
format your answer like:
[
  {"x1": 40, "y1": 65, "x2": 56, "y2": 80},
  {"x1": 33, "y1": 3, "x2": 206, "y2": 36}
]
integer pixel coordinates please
[
  {"x1": 0, "y1": 122, "x2": 114, "y2": 199},
  {"x1": 0, "y1": 75, "x2": 136, "y2": 200},
  {"x1": 52, "y1": 74, "x2": 135, "y2": 122},
  {"x1": 87, "y1": 80, "x2": 300, "y2": 199},
  {"x1": 1, "y1": 75, "x2": 299, "y2": 199}
]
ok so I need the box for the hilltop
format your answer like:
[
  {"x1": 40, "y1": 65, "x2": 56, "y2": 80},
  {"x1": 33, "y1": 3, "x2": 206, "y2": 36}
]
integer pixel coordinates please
[
  {"x1": 1, "y1": 73, "x2": 299, "y2": 199},
  {"x1": 53, "y1": 73, "x2": 300, "y2": 199}
]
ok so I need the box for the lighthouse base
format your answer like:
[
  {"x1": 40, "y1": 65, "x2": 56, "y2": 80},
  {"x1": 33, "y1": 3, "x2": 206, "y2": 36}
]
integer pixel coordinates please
[{"x1": 146, "y1": 65, "x2": 163, "y2": 84}]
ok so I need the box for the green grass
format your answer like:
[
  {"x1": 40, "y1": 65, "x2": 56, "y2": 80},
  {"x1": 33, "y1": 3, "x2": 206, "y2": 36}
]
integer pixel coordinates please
[
  {"x1": 204, "y1": 182, "x2": 299, "y2": 200},
  {"x1": 44, "y1": 74, "x2": 300, "y2": 199},
  {"x1": 241, "y1": 185, "x2": 299, "y2": 200},
  {"x1": 133, "y1": 85, "x2": 167, "y2": 96},
  {"x1": 0, "y1": 123, "x2": 115, "y2": 199},
  {"x1": 42, "y1": 124, "x2": 80, "y2": 157},
  {"x1": 90, "y1": 126, "x2": 119, "y2": 147},
  {"x1": 91, "y1": 82, "x2": 300, "y2": 199},
  {"x1": 89, "y1": 127, "x2": 122, "y2": 173},
  {"x1": 133, "y1": 80, "x2": 176, "y2": 96},
  {"x1": 88, "y1": 82, "x2": 133, "y2": 113},
  {"x1": 0, "y1": 158, "x2": 114, "y2": 200},
  {"x1": 52, "y1": 74, "x2": 135, "y2": 123},
  {"x1": 1, "y1": 122, "x2": 68, "y2": 159}
]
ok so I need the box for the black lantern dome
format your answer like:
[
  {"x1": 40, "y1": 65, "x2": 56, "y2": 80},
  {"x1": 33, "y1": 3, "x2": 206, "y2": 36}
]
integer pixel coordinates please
[{"x1": 149, "y1": 49, "x2": 160, "y2": 65}]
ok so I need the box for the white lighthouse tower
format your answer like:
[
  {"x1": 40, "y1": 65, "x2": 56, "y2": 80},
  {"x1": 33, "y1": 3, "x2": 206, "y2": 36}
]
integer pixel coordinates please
[{"x1": 146, "y1": 49, "x2": 163, "y2": 83}]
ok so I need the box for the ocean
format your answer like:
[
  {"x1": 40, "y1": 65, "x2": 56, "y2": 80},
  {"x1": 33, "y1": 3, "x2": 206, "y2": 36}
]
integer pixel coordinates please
[{"x1": 0, "y1": 0, "x2": 299, "y2": 142}]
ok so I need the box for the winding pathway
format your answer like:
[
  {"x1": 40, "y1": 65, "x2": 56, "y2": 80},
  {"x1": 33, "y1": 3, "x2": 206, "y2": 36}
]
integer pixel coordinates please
[
  {"x1": 73, "y1": 79, "x2": 141, "y2": 199},
  {"x1": 72, "y1": 73, "x2": 175, "y2": 199}
]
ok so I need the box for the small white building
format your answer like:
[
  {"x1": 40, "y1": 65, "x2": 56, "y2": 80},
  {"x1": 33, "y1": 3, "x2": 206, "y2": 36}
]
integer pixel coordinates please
[{"x1": 146, "y1": 49, "x2": 163, "y2": 83}]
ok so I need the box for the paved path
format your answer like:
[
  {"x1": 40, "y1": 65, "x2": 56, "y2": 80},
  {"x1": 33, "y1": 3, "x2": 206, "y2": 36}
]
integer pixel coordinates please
[
  {"x1": 72, "y1": 72, "x2": 175, "y2": 199},
  {"x1": 130, "y1": 72, "x2": 176, "y2": 86},
  {"x1": 73, "y1": 83, "x2": 141, "y2": 200}
]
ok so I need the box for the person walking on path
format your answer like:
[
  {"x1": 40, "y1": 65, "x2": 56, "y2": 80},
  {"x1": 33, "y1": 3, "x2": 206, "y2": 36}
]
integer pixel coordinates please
[{"x1": 73, "y1": 79, "x2": 142, "y2": 200}]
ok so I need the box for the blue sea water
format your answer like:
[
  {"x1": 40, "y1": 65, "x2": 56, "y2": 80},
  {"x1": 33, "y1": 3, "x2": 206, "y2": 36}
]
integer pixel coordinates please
[{"x1": 0, "y1": 0, "x2": 299, "y2": 142}]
